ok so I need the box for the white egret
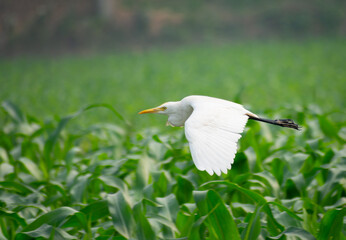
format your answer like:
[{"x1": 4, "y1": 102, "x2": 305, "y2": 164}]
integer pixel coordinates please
[{"x1": 139, "y1": 95, "x2": 300, "y2": 176}]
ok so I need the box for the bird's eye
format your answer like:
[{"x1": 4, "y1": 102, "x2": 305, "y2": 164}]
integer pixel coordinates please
[{"x1": 162, "y1": 106, "x2": 167, "y2": 110}]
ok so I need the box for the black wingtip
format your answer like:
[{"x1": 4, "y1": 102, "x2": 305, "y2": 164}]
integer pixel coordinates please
[
  {"x1": 274, "y1": 119, "x2": 301, "y2": 131},
  {"x1": 247, "y1": 114, "x2": 301, "y2": 130}
]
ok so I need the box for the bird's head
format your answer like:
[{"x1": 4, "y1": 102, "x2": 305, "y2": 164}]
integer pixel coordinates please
[{"x1": 138, "y1": 101, "x2": 179, "y2": 115}]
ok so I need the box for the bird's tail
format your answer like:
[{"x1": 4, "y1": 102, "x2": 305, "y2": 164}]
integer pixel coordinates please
[{"x1": 247, "y1": 114, "x2": 301, "y2": 130}]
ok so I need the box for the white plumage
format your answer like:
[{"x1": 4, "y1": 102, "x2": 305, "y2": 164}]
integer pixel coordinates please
[
  {"x1": 183, "y1": 96, "x2": 253, "y2": 175},
  {"x1": 139, "y1": 95, "x2": 257, "y2": 176}
]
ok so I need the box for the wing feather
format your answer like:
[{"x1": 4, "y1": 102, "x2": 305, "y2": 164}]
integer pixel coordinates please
[{"x1": 184, "y1": 101, "x2": 249, "y2": 175}]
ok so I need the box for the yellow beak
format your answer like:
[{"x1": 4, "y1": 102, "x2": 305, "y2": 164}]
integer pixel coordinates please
[{"x1": 138, "y1": 107, "x2": 165, "y2": 114}]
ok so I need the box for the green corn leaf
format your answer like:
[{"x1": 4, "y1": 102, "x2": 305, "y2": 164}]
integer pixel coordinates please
[
  {"x1": 146, "y1": 213, "x2": 179, "y2": 233},
  {"x1": 176, "y1": 209, "x2": 195, "y2": 237},
  {"x1": 0, "y1": 181, "x2": 34, "y2": 195},
  {"x1": 153, "y1": 171, "x2": 170, "y2": 197},
  {"x1": 107, "y1": 192, "x2": 135, "y2": 239},
  {"x1": 320, "y1": 168, "x2": 345, "y2": 205},
  {"x1": 135, "y1": 155, "x2": 154, "y2": 189},
  {"x1": 200, "y1": 180, "x2": 286, "y2": 235},
  {"x1": 80, "y1": 200, "x2": 109, "y2": 222},
  {"x1": 63, "y1": 200, "x2": 109, "y2": 229},
  {"x1": 16, "y1": 224, "x2": 53, "y2": 240},
  {"x1": 156, "y1": 194, "x2": 179, "y2": 224},
  {"x1": 318, "y1": 115, "x2": 339, "y2": 139},
  {"x1": 0, "y1": 209, "x2": 27, "y2": 227},
  {"x1": 18, "y1": 157, "x2": 43, "y2": 181},
  {"x1": 174, "y1": 175, "x2": 194, "y2": 204},
  {"x1": 43, "y1": 104, "x2": 127, "y2": 172},
  {"x1": 2, "y1": 101, "x2": 25, "y2": 123},
  {"x1": 268, "y1": 227, "x2": 316, "y2": 240},
  {"x1": 200, "y1": 180, "x2": 266, "y2": 204},
  {"x1": 317, "y1": 208, "x2": 346, "y2": 240},
  {"x1": 98, "y1": 175, "x2": 128, "y2": 192},
  {"x1": 43, "y1": 114, "x2": 75, "y2": 167},
  {"x1": 267, "y1": 201, "x2": 303, "y2": 221},
  {"x1": 20, "y1": 207, "x2": 77, "y2": 232},
  {"x1": 193, "y1": 190, "x2": 241, "y2": 240},
  {"x1": 133, "y1": 202, "x2": 155, "y2": 240},
  {"x1": 189, "y1": 215, "x2": 207, "y2": 240},
  {"x1": 70, "y1": 174, "x2": 91, "y2": 202},
  {"x1": 242, "y1": 205, "x2": 262, "y2": 240},
  {"x1": 0, "y1": 228, "x2": 7, "y2": 240},
  {"x1": 155, "y1": 194, "x2": 180, "y2": 237},
  {"x1": 16, "y1": 224, "x2": 77, "y2": 240},
  {"x1": 46, "y1": 181, "x2": 68, "y2": 199},
  {"x1": 62, "y1": 211, "x2": 88, "y2": 230}
]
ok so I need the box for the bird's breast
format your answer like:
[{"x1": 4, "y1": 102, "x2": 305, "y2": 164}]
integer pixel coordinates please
[
  {"x1": 167, "y1": 107, "x2": 193, "y2": 127},
  {"x1": 167, "y1": 115, "x2": 185, "y2": 127}
]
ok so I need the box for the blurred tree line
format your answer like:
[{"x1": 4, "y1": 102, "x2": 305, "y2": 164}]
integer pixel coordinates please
[{"x1": 1, "y1": 0, "x2": 345, "y2": 55}]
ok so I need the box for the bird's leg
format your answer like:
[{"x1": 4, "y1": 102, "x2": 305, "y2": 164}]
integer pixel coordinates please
[{"x1": 246, "y1": 114, "x2": 301, "y2": 130}]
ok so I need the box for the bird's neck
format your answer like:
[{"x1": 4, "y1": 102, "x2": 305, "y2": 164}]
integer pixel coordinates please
[{"x1": 167, "y1": 102, "x2": 193, "y2": 127}]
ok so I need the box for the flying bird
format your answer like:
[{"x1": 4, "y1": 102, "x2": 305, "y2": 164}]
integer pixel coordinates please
[{"x1": 139, "y1": 95, "x2": 300, "y2": 176}]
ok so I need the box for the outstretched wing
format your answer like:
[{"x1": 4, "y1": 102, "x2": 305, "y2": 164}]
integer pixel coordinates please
[{"x1": 184, "y1": 102, "x2": 249, "y2": 176}]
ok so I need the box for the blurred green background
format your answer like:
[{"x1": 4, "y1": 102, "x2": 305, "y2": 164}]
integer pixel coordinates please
[{"x1": 1, "y1": 0, "x2": 345, "y2": 128}]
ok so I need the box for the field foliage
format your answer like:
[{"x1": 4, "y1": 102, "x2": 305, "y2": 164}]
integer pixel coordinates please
[
  {"x1": 0, "y1": 40, "x2": 345, "y2": 239},
  {"x1": 0, "y1": 100, "x2": 345, "y2": 239},
  {"x1": 1, "y1": 39, "x2": 345, "y2": 128}
]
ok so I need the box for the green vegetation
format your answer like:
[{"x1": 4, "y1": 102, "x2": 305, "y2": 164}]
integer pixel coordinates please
[
  {"x1": 1, "y1": 99, "x2": 345, "y2": 239},
  {"x1": 1, "y1": 39, "x2": 345, "y2": 128},
  {"x1": 0, "y1": 39, "x2": 345, "y2": 239}
]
